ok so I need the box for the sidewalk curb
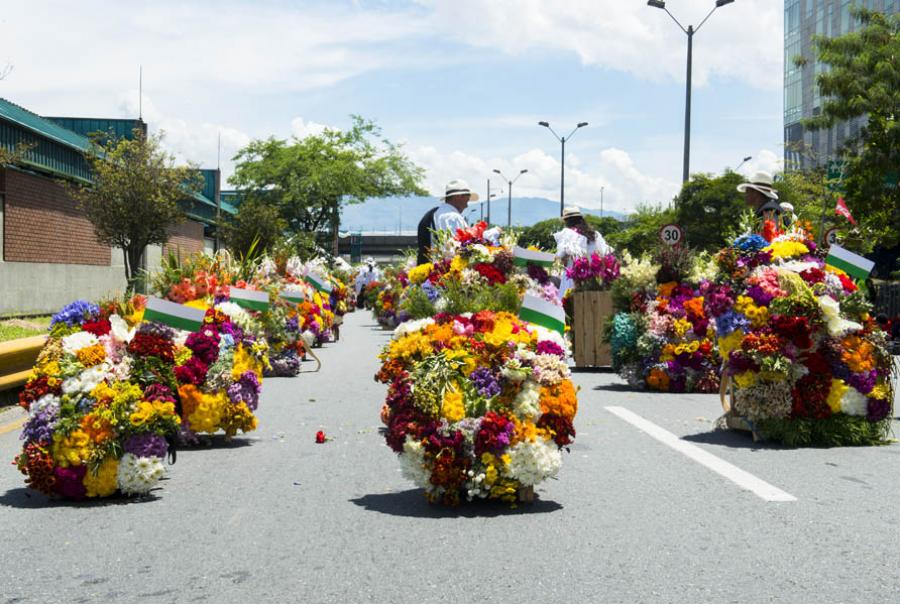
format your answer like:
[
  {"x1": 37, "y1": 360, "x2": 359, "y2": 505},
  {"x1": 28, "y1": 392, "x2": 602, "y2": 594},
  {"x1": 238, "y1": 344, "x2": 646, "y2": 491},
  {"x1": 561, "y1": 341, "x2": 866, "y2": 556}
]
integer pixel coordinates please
[{"x1": 0, "y1": 406, "x2": 26, "y2": 436}]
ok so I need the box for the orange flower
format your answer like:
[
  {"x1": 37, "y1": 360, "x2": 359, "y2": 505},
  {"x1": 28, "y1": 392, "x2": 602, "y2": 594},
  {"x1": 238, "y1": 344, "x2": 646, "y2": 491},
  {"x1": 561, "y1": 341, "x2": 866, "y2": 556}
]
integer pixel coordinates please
[
  {"x1": 178, "y1": 383, "x2": 202, "y2": 419},
  {"x1": 80, "y1": 413, "x2": 114, "y2": 444},
  {"x1": 658, "y1": 282, "x2": 677, "y2": 298},
  {"x1": 647, "y1": 367, "x2": 670, "y2": 391},
  {"x1": 76, "y1": 344, "x2": 106, "y2": 367},
  {"x1": 683, "y1": 297, "x2": 705, "y2": 321},
  {"x1": 539, "y1": 381, "x2": 578, "y2": 420},
  {"x1": 841, "y1": 335, "x2": 876, "y2": 372}
]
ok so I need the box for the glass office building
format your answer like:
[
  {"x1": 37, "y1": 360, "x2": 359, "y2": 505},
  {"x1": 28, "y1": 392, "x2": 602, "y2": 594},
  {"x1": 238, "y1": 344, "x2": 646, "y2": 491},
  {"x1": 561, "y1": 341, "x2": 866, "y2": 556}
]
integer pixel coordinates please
[{"x1": 784, "y1": 0, "x2": 898, "y2": 170}]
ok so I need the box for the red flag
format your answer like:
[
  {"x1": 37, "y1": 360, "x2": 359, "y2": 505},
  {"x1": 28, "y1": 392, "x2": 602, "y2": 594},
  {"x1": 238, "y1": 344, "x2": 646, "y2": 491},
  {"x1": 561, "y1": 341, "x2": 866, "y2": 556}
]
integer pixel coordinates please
[{"x1": 835, "y1": 197, "x2": 857, "y2": 225}]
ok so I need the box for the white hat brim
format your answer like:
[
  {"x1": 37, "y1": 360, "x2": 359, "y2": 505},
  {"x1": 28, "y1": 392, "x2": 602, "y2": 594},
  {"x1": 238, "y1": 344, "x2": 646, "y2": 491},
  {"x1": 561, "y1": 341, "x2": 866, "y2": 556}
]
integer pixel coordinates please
[
  {"x1": 737, "y1": 183, "x2": 778, "y2": 199},
  {"x1": 441, "y1": 190, "x2": 479, "y2": 201}
]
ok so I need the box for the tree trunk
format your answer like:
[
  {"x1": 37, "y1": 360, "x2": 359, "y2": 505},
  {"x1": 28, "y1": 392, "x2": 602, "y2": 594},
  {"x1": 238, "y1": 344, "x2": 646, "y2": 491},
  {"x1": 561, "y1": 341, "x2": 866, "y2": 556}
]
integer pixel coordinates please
[{"x1": 125, "y1": 244, "x2": 145, "y2": 295}]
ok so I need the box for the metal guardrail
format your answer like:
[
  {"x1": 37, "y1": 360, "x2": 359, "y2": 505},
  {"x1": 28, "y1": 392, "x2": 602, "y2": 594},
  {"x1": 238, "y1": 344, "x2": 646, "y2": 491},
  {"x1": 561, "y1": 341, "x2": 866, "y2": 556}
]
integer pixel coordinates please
[{"x1": 0, "y1": 335, "x2": 45, "y2": 391}]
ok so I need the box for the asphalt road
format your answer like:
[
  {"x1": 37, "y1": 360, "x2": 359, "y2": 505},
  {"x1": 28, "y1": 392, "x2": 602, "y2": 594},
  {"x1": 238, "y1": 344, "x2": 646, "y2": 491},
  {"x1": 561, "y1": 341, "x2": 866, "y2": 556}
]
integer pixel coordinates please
[{"x1": 1, "y1": 310, "x2": 898, "y2": 603}]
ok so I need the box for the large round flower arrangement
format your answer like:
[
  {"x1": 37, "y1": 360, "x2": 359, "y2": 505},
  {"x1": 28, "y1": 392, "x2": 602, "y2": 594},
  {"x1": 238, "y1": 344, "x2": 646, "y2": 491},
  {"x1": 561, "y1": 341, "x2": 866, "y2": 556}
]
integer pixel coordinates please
[
  {"x1": 710, "y1": 230, "x2": 894, "y2": 446},
  {"x1": 611, "y1": 280, "x2": 722, "y2": 393},
  {"x1": 375, "y1": 311, "x2": 577, "y2": 505},
  {"x1": 16, "y1": 299, "x2": 181, "y2": 499}
]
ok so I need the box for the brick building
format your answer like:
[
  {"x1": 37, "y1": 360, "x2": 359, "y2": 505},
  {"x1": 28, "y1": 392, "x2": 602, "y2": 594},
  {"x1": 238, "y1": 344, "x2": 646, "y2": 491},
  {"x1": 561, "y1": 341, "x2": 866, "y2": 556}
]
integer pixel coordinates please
[{"x1": 0, "y1": 98, "x2": 231, "y2": 315}]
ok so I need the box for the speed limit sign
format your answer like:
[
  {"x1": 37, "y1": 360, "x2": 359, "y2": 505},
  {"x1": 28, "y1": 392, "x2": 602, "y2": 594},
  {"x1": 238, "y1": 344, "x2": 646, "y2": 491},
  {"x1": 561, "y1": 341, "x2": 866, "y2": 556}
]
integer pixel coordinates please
[
  {"x1": 824, "y1": 227, "x2": 839, "y2": 248},
  {"x1": 659, "y1": 224, "x2": 683, "y2": 246}
]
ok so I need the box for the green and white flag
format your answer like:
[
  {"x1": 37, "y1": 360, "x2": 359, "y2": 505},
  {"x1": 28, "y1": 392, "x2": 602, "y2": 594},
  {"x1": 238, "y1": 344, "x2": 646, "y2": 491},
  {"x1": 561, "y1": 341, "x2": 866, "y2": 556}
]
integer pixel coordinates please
[
  {"x1": 143, "y1": 297, "x2": 205, "y2": 332},
  {"x1": 304, "y1": 272, "x2": 333, "y2": 294},
  {"x1": 279, "y1": 289, "x2": 306, "y2": 304},
  {"x1": 826, "y1": 244, "x2": 874, "y2": 281},
  {"x1": 513, "y1": 246, "x2": 555, "y2": 268},
  {"x1": 229, "y1": 288, "x2": 270, "y2": 312},
  {"x1": 519, "y1": 294, "x2": 566, "y2": 335}
]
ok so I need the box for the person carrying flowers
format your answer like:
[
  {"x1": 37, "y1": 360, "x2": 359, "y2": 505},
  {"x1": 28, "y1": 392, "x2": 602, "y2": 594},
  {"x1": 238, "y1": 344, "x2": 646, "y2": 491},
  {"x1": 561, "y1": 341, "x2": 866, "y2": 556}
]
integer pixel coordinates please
[{"x1": 553, "y1": 206, "x2": 612, "y2": 300}]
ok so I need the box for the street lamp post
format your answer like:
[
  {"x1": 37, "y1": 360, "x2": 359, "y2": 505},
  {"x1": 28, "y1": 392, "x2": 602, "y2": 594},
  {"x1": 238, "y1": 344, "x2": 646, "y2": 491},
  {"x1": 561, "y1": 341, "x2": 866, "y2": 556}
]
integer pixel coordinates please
[
  {"x1": 735, "y1": 155, "x2": 752, "y2": 172},
  {"x1": 647, "y1": 0, "x2": 736, "y2": 183},
  {"x1": 492, "y1": 168, "x2": 528, "y2": 228},
  {"x1": 485, "y1": 180, "x2": 500, "y2": 224},
  {"x1": 538, "y1": 121, "x2": 588, "y2": 216},
  {"x1": 600, "y1": 186, "x2": 604, "y2": 218}
]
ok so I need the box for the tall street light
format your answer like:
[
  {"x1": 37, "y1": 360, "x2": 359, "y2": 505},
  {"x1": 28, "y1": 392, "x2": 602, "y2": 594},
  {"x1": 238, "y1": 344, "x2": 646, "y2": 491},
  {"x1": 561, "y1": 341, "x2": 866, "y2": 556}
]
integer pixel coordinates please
[
  {"x1": 735, "y1": 155, "x2": 752, "y2": 172},
  {"x1": 647, "y1": 0, "x2": 736, "y2": 183},
  {"x1": 492, "y1": 168, "x2": 528, "y2": 228},
  {"x1": 538, "y1": 121, "x2": 588, "y2": 216}
]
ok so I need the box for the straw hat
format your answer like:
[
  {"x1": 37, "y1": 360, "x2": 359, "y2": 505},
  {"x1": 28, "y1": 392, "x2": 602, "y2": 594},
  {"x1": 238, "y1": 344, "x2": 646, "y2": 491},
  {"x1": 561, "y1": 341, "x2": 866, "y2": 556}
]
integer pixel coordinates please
[{"x1": 737, "y1": 171, "x2": 779, "y2": 200}]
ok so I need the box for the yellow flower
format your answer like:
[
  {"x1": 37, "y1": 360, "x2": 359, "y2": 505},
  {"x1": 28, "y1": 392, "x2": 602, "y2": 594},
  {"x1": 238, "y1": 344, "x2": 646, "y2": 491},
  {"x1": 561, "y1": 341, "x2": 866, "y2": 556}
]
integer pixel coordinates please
[
  {"x1": 827, "y1": 379, "x2": 848, "y2": 413},
  {"x1": 184, "y1": 299, "x2": 210, "y2": 311},
  {"x1": 76, "y1": 343, "x2": 106, "y2": 367},
  {"x1": 732, "y1": 371, "x2": 757, "y2": 389},
  {"x1": 221, "y1": 401, "x2": 257, "y2": 436},
  {"x1": 718, "y1": 330, "x2": 745, "y2": 359},
  {"x1": 187, "y1": 391, "x2": 228, "y2": 434},
  {"x1": 441, "y1": 386, "x2": 465, "y2": 422},
  {"x1": 408, "y1": 263, "x2": 434, "y2": 285},
  {"x1": 232, "y1": 345, "x2": 264, "y2": 380},
  {"x1": 174, "y1": 346, "x2": 193, "y2": 366},
  {"x1": 89, "y1": 382, "x2": 116, "y2": 403},
  {"x1": 869, "y1": 384, "x2": 890, "y2": 401},
  {"x1": 673, "y1": 318, "x2": 691, "y2": 338},
  {"x1": 51, "y1": 429, "x2": 91, "y2": 467},
  {"x1": 765, "y1": 240, "x2": 809, "y2": 259},
  {"x1": 129, "y1": 400, "x2": 178, "y2": 428},
  {"x1": 83, "y1": 457, "x2": 119, "y2": 498},
  {"x1": 450, "y1": 255, "x2": 468, "y2": 273}
]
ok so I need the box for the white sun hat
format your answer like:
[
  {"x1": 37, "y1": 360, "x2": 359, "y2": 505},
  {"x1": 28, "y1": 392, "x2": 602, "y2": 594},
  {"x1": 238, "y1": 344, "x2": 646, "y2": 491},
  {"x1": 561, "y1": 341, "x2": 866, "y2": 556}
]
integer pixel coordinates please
[
  {"x1": 737, "y1": 171, "x2": 779, "y2": 199},
  {"x1": 440, "y1": 179, "x2": 480, "y2": 201},
  {"x1": 562, "y1": 206, "x2": 583, "y2": 219}
]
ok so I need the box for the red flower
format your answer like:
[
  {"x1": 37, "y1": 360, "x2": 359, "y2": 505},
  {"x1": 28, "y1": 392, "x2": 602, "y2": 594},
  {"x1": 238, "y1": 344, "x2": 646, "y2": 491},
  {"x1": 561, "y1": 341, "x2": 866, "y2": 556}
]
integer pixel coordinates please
[
  {"x1": 470, "y1": 311, "x2": 496, "y2": 333},
  {"x1": 836, "y1": 272, "x2": 858, "y2": 293},
  {"x1": 315, "y1": 431, "x2": 327, "y2": 444},
  {"x1": 81, "y1": 318, "x2": 112, "y2": 337},
  {"x1": 472, "y1": 263, "x2": 507, "y2": 286},
  {"x1": 799, "y1": 267, "x2": 826, "y2": 285}
]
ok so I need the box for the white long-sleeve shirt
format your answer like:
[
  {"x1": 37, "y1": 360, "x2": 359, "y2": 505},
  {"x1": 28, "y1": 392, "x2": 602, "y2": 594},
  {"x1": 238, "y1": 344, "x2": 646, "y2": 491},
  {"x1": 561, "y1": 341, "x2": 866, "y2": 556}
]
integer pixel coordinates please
[{"x1": 431, "y1": 203, "x2": 468, "y2": 242}]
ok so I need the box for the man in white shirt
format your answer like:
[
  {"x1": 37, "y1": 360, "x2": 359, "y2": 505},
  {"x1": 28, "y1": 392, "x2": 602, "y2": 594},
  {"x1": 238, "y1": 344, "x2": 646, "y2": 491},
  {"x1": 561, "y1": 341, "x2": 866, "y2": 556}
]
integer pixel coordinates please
[{"x1": 416, "y1": 179, "x2": 479, "y2": 264}]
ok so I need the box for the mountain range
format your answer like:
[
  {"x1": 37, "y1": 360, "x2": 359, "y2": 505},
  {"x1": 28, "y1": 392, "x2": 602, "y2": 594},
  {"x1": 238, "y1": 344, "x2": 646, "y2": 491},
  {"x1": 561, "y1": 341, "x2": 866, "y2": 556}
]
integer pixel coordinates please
[{"x1": 340, "y1": 195, "x2": 627, "y2": 234}]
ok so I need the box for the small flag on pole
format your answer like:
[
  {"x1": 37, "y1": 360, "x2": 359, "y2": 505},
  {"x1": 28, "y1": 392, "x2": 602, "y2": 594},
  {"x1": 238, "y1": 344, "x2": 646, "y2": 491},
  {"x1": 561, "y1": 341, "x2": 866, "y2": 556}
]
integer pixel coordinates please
[
  {"x1": 143, "y1": 297, "x2": 206, "y2": 332},
  {"x1": 826, "y1": 244, "x2": 874, "y2": 281},
  {"x1": 304, "y1": 272, "x2": 333, "y2": 294},
  {"x1": 229, "y1": 288, "x2": 270, "y2": 312},
  {"x1": 835, "y1": 197, "x2": 857, "y2": 225},
  {"x1": 513, "y1": 246, "x2": 555, "y2": 268},
  {"x1": 519, "y1": 294, "x2": 566, "y2": 335},
  {"x1": 279, "y1": 289, "x2": 306, "y2": 304}
]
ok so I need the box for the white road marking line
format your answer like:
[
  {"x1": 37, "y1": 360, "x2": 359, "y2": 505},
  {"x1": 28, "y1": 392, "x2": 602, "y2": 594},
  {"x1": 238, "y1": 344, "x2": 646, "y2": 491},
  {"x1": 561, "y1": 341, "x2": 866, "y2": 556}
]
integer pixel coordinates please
[{"x1": 605, "y1": 406, "x2": 797, "y2": 503}]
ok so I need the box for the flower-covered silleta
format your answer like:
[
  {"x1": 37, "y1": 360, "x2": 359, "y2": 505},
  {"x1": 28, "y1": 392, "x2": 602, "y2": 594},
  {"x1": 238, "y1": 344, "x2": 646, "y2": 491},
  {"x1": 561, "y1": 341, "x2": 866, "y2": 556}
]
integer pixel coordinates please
[
  {"x1": 376, "y1": 311, "x2": 577, "y2": 505},
  {"x1": 710, "y1": 229, "x2": 894, "y2": 446},
  {"x1": 565, "y1": 252, "x2": 620, "y2": 292},
  {"x1": 16, "y1": 299, "x2": 180, "y2": 499}
]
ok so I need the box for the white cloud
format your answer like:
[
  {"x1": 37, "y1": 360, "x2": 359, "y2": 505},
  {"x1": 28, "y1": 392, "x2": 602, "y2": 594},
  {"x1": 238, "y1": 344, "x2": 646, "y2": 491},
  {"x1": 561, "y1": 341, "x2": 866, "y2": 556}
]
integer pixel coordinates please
[
  {"x1": 409, "y1": 143, "x2": 678, "y2": 213},
  {"x1": 741, "y1": 148, "x2": 784, "y2": 177},
  {"x1": 290, "y1": 117, "x2": 330, "y2": 139},
  {"x1": 415, "y1": 0, "x2": 783, "y2": 90}
]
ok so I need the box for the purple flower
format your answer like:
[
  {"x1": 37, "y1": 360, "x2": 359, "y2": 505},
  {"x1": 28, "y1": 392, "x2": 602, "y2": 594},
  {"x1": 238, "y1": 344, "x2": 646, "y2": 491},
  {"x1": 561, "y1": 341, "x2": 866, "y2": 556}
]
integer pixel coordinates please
[
  {"x1": 848, "y1": 370, "x2": 877, "y2": 395},
  {"x1": 51, "y1": 300, "x2": 100, "y2": 328},
  {"x1": 185, "y1": 330, "x2": 220, "y2": 365},
  {"x1": 143, "y1": 383, "x2": 176, "y2": 403},
  {"x1": 716, "y1": 310, "x2": 750, "y2": 336},
  {"x1": 536, "y1": 340, "x2": 566, "y2": 358},
  {"x1": 54, "y1": 465, "x2": 87, "y2": 500},
  {"x1": 123, "y1": 433, "x2": 169, "y2": 458},
  {"x1": 227, "y1": 370, "x2": 261, "y2": 410},
  {"x1": 705, "y1": 285, "x2": 735, "y2": 317},
  {"x1": 21, "y1": 406, "x2": 58, "y2": 443},
  {"x1": 527, "y1": 263, "x2": 551, "y2": 285},
  {"x1": 285, "y1": 316, "x2": 299, "y2": 333},
  {"x1": 867, "y1": 397, "x2": 890, "y2": 422},
  {"x1": 746, "y1": 285, "x2": 774, "y2": 307},
  {"x1": 470, "y1": 367, "x2": 501, "y2": 399},
  {"x1": 138, "y1": 321, "x2": 176, "y2": 340},
  {"x1": 267, "y1": 351, "x2": 300, "y2": 377}
]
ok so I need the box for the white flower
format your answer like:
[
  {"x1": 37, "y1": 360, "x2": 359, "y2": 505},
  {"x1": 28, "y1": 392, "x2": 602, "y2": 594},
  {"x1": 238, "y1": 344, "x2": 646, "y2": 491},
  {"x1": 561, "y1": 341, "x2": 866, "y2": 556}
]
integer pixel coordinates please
[
  {"x1": 513, "y1": 380, "x2": 542, "y2": 419},
  {"x1": 286, "y1": 256, "x2": 305, "y2": 279},
  {"x1": 215, "y1": 302, "x2": 250, "y2": 323},
  {"x1": 29, "y1": 394, "x2": 61, "y2": 417},
  {"x1": 399, "y1": 438, "x2": 431, "y2": 489},
  {"x1": 117, "y1": 454, "x2": 166, "y2": 496},
  {"x1": 483, "y1": 227, "x2": 502, "y2": 246},
  {"x1": 109, "y1": 315, "x2": 135, "y2": 344},
  {"x1": 506, "y1": 439, "x2": 562, "y2": 486},
  {"x1": 818, "y1": 295, "x2": 861, "y2": 337},
  {"x1": 62, "y1": 364, "x2": 110, "y2": 395},
  {"x1": 393, "y1": 318, "x2": 434, "y2": 340},
  {"x1": 532, "y1": 326, "x2": 571, "y2": 357},
  {"x1": 257, "y1": 258, "x2": 277, "y2": 278},
  {"x1": 840, "y1": 387, "x2": 869, "y2": 417},
  {"x1": 779, "y1": 260, "x2": 821, "y2": 274},
  {"x1": 61, "y1": 331, "x2": 99, "y2": 355}
]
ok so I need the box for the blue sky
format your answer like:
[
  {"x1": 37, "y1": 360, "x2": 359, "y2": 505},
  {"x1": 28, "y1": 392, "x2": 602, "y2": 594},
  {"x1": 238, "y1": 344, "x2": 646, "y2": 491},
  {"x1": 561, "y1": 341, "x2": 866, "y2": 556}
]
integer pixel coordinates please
[{"x1": 0, "y1": 0, "x2": 784, "y2": 214}]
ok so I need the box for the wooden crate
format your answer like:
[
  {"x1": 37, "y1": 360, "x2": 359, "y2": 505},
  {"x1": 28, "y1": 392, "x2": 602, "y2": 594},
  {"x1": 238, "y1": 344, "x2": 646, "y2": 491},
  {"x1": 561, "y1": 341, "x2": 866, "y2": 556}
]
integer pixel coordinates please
[{"x1": 572, "y1": 290, "x2": 613, "y2": 367}]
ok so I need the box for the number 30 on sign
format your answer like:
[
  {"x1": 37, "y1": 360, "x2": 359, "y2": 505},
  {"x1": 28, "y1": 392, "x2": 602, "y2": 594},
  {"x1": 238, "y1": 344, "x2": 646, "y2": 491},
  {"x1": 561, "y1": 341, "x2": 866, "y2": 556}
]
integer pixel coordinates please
[{"x1": 659, "y1": 224, "x2": 683, "y2": 246}]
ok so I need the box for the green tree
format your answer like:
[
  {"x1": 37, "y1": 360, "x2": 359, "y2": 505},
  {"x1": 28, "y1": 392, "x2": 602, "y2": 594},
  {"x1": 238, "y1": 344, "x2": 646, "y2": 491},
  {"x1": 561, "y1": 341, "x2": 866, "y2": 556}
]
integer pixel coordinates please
[
  {"x1": 69, "y1": 130, "x2": 201, "y2": 292},
  {"x1": 222, "y1": 199, "x2": 286, "y2": 258},
  {"x1": 229, "y1": 116, "x2": 427, "y2": 250},
  {"x1": 801, "y1": 7, "x2": 900, "y2": 251},
  {"x1": 672, "y1": 171, "x2": 745, "y2": 252},
  {"x1": 607, "y1": 204, "x2": 676, "y2": 257}
]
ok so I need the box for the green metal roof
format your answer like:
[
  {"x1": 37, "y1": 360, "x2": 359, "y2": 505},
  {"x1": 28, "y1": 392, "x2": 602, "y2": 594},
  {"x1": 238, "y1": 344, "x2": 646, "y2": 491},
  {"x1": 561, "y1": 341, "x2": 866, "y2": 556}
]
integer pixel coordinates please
[
  {"x1": 0, "y1": 98, "x2": 91, "y2": 153},
  {"x1": 45, "y1": 117, "x2": 146, "y2": 144}
]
